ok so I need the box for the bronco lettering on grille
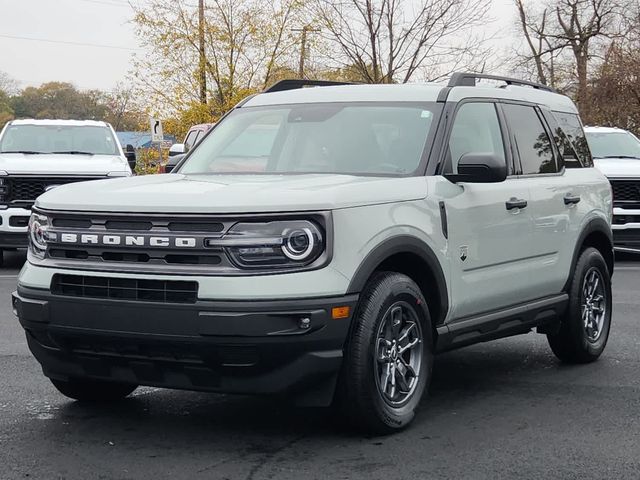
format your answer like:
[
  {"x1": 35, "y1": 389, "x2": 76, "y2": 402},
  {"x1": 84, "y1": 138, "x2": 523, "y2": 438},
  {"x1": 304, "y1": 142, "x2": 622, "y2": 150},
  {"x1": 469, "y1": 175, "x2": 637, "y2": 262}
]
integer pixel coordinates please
[{"x1": 58, "y1": 233, "x2": 198, "y2": 248}]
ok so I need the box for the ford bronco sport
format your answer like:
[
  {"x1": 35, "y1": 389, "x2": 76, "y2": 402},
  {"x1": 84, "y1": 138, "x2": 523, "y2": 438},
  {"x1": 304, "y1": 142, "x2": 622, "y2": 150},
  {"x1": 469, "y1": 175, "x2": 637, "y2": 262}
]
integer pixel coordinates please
[{"x1": 13, "y1": 74, "x2": 613, "y2": 433}]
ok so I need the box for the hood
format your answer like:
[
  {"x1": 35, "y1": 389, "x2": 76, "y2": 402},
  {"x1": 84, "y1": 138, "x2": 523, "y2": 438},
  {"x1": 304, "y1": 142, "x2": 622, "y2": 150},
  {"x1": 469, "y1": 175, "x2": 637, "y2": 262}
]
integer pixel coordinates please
[
  {"x1": 35, "y1": 173, "x2": 429, "y2": 213},
  {"x1": 0, "y1": 153, "x2": 129, "y2": 175},
  {"x1": 594, "y1": 158, "x2": 640, "y2": 178}
]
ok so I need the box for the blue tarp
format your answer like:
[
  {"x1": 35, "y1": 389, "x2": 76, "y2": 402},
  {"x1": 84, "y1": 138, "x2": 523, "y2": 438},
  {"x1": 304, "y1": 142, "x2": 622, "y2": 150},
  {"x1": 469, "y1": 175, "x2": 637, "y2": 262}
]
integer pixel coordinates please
[{"x1": 116, "y1": 132, "x2": 177, "y2": 149}]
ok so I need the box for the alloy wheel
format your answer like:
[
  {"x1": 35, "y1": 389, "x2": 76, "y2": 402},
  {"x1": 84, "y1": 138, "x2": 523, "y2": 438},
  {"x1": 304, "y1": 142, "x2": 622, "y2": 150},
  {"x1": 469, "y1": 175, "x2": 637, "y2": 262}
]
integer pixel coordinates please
[{"x1": 374, "y1": 301, "x2": 423, "y2": 406}]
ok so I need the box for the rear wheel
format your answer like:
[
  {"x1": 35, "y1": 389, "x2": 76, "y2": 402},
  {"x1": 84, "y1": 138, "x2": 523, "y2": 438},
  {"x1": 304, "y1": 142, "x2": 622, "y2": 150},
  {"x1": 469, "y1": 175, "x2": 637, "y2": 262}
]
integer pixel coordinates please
[
  {"x1": 51, "y1": 378, "x2": 137, "y2": 402},
  {"x1": 547, "y1": 247, "x2": 612, "y2": 363},
  {"x1": 338, "y1": 272, "x2": 433, "y2": 434}
]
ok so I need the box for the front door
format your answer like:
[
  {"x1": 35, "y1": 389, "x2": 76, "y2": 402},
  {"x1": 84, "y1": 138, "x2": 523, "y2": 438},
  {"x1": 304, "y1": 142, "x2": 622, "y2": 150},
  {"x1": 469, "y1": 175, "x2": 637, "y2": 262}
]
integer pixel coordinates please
[{"x1": 439, "y1": 101, "x2": 536, "y2": 320}]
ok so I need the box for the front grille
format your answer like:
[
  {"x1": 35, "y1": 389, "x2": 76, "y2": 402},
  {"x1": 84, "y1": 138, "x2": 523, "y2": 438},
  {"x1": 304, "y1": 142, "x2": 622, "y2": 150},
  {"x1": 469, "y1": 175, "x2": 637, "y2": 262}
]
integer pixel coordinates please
[
  {"x1": 43, "y1": 212, "x2": 238, "y2": 273},
  {"x1": 51, "y1": 274, "x2": 198, "y2": 303},
  {"x1": 4, "y1": 177, "x2": 101, "y2": 207},
  {"x1": 610, "y1": 180, "x2": 640, "y2": 204}
]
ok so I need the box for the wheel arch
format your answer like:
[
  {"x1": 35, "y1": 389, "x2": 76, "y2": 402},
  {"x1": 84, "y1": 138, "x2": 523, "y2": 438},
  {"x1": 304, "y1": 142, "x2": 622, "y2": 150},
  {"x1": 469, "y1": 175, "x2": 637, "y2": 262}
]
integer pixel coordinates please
[
  {"x1": 347, "y1": 235, "x2": 449, "y2": 327},
  {"x1": 564, "y1": 217, "x2": 614, "y2": 292}
]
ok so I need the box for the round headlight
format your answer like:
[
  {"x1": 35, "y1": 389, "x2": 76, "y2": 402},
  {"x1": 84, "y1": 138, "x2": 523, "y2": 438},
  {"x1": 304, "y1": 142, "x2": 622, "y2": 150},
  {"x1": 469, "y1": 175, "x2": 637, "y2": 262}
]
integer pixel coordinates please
[{"x1": 282, "y1": 228, "x2": 315, "y2": 260}]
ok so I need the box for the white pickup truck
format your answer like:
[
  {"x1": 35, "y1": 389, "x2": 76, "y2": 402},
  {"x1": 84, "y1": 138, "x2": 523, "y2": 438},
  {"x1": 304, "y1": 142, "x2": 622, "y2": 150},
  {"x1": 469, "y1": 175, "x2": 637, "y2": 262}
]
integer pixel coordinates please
[{"x1": 0, "y1": 119, "x2": 133, "y2": 261}]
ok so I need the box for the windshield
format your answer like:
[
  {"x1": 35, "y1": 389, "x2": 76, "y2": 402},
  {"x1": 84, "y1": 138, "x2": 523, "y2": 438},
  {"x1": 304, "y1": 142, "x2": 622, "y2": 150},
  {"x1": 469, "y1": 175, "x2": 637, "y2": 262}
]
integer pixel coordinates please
[
  {"x1": 0, "y1": 124, "x2": 119, "y2": 155},
  {"x1": 586, "y1": 131, "x2": 640, "y2": 159},
  {"x1": 180, "y1": 103, "x2": 441, "y2": 176}
]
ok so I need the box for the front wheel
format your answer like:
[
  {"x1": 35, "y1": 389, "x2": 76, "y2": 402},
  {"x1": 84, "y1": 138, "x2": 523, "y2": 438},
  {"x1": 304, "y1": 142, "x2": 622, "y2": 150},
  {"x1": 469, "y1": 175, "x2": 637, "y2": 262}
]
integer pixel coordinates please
[
  {"x1": 547, "y1": 247, "x2": 612, "y2": 363},
  {"x1": 51, "y1": 378, "x2": 138, "y2": 402},
  {"x1": 338, "y1": 272, "x2": 433, "y2": 434}
]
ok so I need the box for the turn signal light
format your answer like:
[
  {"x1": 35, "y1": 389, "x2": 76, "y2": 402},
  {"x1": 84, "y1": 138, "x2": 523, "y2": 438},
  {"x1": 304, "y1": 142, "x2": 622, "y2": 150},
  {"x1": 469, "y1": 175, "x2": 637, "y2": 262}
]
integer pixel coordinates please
[{"x1": 332, "y1": 306, "x2": 350, "y2": 319}]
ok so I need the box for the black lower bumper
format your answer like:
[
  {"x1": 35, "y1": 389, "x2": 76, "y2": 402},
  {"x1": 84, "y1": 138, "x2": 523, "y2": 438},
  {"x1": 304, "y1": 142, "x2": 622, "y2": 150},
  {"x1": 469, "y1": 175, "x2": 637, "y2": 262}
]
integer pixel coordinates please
[
  {"x1": 13, "y1": 286, "x2": 358, "y2": 405},
  {"x1": 0, "y1": 231, "x2": 28, "y2": 248}
]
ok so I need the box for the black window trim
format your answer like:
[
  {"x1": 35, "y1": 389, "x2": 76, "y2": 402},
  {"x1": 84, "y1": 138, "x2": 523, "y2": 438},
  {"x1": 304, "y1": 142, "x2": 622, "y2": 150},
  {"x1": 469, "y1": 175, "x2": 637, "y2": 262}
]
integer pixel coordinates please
[
  {"x1": 434, "y1": 98, "x2": 514, "y2": 177},
  {"x1": 499, "y1": 101, "x2": 565, "y2": 178}
]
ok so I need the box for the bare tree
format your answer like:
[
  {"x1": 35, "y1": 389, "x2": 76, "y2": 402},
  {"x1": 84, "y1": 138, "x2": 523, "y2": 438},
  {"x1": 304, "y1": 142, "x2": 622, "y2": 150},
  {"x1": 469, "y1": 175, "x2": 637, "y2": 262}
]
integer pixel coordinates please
[
  {"x1": 512, "y1": 0, "x2": 624, "y2": 115},
  {"x1": 513, "y1": 0, "x2": 560, "y2": 86},
  {"x1": 311, "y1": 0, "x2": 492, "y2": 84},
  {"x1": 553, "y1": 0, "x2": 623, "y2": 112}
]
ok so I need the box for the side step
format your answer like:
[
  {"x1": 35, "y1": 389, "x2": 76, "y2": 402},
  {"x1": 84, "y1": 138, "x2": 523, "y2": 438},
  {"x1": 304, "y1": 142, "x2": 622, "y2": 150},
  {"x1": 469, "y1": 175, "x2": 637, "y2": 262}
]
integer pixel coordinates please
[{"x1": 435, "y1": 294, "x2": 568, "y2": 353}]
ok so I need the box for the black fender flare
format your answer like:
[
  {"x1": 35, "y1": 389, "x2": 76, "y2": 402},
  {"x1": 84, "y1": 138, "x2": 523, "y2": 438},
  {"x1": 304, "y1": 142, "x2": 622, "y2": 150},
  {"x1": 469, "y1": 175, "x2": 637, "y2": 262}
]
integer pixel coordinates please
[
  {"x1": 563, "y1": 216, "x2": 614, "y2": 292},
  {"x1": 346, "y1": 235, "x2": 449, "y2": 325}
]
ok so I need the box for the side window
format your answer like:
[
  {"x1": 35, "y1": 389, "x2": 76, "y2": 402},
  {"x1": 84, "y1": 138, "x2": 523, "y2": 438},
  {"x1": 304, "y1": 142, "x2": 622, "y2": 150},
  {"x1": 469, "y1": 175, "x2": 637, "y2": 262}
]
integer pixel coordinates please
[
  {"x1": 448, "y1": 102, "x2": 506, "y2": 174},
  {"x1": 503, "y1": 104, "x2": 557, "y2": 174},
  {"x1": 184, "y1": 130, "x2": 198, "y2": 150},
  {"x1": 551, "y1": 112, "x2": 593, "y2": 168}
]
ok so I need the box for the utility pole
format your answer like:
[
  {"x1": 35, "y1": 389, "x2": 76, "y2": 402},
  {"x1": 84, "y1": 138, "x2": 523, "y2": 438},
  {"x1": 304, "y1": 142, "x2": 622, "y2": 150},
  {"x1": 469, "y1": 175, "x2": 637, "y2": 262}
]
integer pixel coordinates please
[
  {"x1": 292, "y1": 26, "x2": 320, "y2": 79},
  {"x1": 198, "y1": 0, "x2": 207, "y2": 105}
]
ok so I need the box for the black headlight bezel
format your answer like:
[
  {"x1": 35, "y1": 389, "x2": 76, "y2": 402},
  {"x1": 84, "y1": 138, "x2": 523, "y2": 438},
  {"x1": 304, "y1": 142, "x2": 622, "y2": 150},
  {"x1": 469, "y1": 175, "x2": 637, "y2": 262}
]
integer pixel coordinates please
[
  {"x1": 219, "y1": 219, "x2": 326, "y2": 270},
  {"x1": 219, "y1": 212, "x2": 333, "y2": 273}
]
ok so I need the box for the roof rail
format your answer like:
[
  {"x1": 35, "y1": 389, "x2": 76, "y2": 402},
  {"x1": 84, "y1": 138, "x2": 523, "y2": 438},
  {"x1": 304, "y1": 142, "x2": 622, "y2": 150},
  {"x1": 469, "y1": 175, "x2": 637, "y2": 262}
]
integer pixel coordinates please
[
  {"x1": 448, "y1": 73, "x2": 557, "y2": 93},
  {"x1": 264, "y1": 79, "x2": 354, "y2": 93}
]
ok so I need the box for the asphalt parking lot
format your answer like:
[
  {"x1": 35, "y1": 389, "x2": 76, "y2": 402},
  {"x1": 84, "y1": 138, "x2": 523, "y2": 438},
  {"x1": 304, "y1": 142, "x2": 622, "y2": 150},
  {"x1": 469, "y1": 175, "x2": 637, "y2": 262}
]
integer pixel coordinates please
[{"x1": 1, "y1": 251, "x2": 640, "y2": 480}]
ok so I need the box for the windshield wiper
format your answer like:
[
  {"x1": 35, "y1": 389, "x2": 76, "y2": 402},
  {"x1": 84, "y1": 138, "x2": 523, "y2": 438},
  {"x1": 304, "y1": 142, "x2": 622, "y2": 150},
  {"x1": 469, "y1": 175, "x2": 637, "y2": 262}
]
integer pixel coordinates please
[
  {"x1": 597, "y1": 155, "x2": 640, "y2": 160},
  {"x1": 51, "y1": 151, "x2": 95, "y2": 155},
  {"x1": 1, "y1": 150, "x2": 45, "y2": 154}
]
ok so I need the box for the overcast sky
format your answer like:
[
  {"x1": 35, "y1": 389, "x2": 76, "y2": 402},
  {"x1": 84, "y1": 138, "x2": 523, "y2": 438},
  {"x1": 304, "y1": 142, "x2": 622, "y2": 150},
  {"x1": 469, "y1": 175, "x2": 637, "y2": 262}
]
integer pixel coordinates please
[{"x1": 0, "y1": 0, "x2": 516, "y2": 91}]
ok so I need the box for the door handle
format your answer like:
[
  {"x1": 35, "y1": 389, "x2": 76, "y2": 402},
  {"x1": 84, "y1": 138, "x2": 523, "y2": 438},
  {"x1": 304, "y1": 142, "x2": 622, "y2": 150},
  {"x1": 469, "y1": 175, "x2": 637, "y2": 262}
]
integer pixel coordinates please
[
  {"x1": 506, "y1": 198, "x2": 528, "y2": 210},
  {"x1": 564, "y1": 193, "x2": 581, "y2": 205}
]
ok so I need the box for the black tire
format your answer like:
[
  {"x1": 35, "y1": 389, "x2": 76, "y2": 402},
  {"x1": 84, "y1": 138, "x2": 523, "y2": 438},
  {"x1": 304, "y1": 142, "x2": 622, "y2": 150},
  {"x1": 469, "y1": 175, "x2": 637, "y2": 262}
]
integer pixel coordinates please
[
  {"x1": 338, "y1": 272, "x2": 434, "y2": 434},
  {"x1": 50, "y1": 378, "x2": 137, "y2": 402},
  {"x1": 547, "y1": 247, "x2": 612, "y2": 363}
]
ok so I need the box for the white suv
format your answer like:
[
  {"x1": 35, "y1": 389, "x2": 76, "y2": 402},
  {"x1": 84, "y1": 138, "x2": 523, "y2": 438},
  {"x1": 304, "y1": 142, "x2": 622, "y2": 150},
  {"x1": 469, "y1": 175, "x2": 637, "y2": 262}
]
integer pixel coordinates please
[
  {"x1": 586, "y1": 126, "x2": 640, "y2": 253},
  {"x1": 0, "y1": 119, "x2": 133, "y2": 261},
  {"x1": 13, "y1": 75, "x2": 613, "y2": 433}
]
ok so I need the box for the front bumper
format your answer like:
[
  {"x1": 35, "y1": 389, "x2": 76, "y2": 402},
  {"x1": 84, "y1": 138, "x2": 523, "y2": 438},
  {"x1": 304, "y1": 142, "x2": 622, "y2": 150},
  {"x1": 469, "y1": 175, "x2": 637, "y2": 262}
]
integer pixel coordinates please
[
  {"x1": 0, "y1": 207, "x2": 31, "y2": 248},
  {"x1": 13, "y1": 286, "x2": 358, "y2": 405},
  {"x1": 612, "y1": 207, "x2": 640, "y2": 253}
]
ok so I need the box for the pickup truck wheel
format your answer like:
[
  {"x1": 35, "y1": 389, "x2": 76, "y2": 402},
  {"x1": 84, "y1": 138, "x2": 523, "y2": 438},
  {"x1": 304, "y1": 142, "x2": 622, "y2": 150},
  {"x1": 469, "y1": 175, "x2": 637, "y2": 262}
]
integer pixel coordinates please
[
  {"x1": 50, "y1": 378, "x2": 137, "y2": 402},
  {"x1": 547, "y1": 247, "x2": 612, "y2": 363},
  {"x1": 339, "y1": 272, "x2": 433, "y2": 434}
]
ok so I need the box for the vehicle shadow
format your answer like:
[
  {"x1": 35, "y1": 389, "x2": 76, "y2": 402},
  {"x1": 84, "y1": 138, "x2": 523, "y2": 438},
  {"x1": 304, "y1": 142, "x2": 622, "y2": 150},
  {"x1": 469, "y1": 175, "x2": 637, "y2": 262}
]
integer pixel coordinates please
[{"x1": 41, "y1": 337, "x2": 572, "y2": 441}]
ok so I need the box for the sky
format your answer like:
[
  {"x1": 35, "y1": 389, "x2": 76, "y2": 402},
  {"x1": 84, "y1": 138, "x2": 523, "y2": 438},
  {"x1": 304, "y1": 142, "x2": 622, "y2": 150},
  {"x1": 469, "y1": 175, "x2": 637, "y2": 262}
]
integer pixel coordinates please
[{"x1": 0, "y1": 0, "x2": 516, "y2": 91}]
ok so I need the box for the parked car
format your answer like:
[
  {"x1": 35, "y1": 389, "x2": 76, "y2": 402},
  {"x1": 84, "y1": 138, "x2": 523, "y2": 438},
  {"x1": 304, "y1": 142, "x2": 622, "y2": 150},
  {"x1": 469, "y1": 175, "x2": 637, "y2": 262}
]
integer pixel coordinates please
[
  {"x1": 161, "y1": 152, "x2": 185, "y2": 174},
  {"x1": 14, "y1": 75, "x2": 613, "y2": 434},
  {"x1": 168, "y1": 123, "x2": 215, "y2": 157},
  {"x1": 0, "y1": 119, "x2": 133, "y2": 262},
  {"x1": 163, "y1": 123, "x2": 215, "y2": 173},
  {"x1": 586, "y1": 126, "x2": 640, "y2": 253}
]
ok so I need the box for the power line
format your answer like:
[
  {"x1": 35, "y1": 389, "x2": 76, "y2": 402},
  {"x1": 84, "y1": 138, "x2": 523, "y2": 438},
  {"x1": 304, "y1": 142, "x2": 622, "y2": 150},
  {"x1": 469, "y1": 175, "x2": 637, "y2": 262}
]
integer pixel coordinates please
[
  {"x1": 0, "y1": 34, "x2": 140, "y2": 51},
  {"x1": 70, "y1": 0, "x2": 132, "y2": 7}
]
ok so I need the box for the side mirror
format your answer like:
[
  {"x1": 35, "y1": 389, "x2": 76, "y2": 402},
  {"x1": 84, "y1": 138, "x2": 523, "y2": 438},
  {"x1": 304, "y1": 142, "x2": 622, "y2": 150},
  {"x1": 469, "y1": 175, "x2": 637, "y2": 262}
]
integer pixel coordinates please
[
  {"x1": 124, "y1": 144, "x2": 136, "y2": 171},
  {"x1": 169, "y1": 143, "x2": 186, "y2": 156},
  {"x1": 445, "y1": 153, "x2": 507, "y2": 183}
]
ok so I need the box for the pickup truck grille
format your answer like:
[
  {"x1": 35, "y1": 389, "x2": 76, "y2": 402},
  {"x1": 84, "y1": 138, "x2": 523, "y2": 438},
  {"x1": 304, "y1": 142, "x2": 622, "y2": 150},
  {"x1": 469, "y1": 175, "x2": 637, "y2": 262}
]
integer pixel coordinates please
[
  {"x1": 610, "y1": 180, "x2": 640, "y2": 205},
  {"x1": 3, "y1": 177, "x2": 102, "y2": 207}
]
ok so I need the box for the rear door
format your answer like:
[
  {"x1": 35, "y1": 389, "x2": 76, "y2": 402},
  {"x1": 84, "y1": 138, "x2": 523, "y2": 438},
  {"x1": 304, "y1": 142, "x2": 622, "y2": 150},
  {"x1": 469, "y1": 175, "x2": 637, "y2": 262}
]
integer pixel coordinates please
[
  {"x1": 442, "y1": 101, "x2": 536, "y2": 320},
  {"x1": 500, "y1": 103, "x2": 583, "y2": 298}
]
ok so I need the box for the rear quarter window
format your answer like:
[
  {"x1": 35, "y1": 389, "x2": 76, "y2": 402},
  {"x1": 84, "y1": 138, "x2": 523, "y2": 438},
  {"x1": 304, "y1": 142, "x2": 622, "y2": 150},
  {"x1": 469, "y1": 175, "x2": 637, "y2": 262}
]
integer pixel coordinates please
[{"x1": 550, "y1": 112, "x2": 593, "y2": 168}]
